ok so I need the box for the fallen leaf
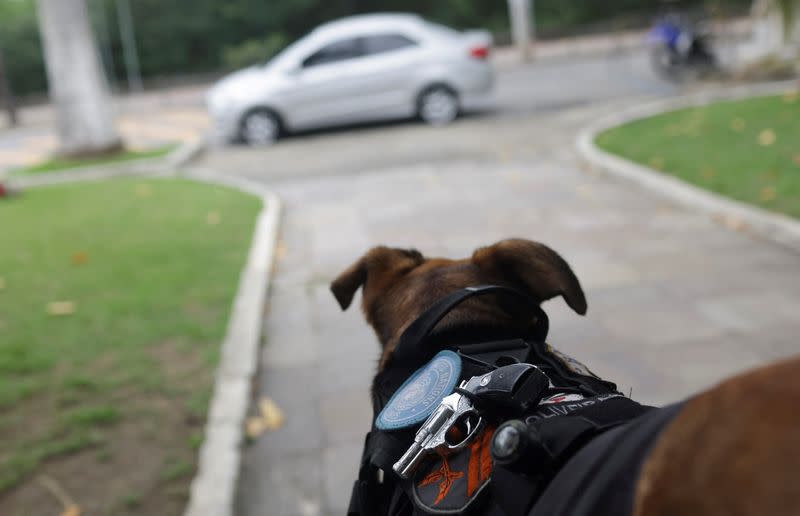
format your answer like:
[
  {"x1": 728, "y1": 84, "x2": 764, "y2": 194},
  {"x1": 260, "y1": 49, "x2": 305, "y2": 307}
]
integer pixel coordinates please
[
  {"x1": 206, "y1": 211, "x2": 221, "y2": 225},
  {"x1": 758, "y1": 129, "x2": 776, "y2": 146},
  {"x1": 48, "y1": 301, "x2": 76, "y2": 316},
  {"x1": 71, "y1": 251, "x2": 89, "y2": 266},
  {"x1": 38, "y1": 475, "x2": 78, "y2": 515},
  {"x1": 244, "y1": 396, "x2": 286, "y2": 439},
  {"x1": 258, "y1": 396, "x2": 285, "y2": 431},
  {"x1": 648, "y1": 156, "x2": 665, "y2": 170},
  {"x1": 793, "y1": 155, "x2": 800, "y2": 166},
  {"x1": 730, "y1": 118, "x2": 746, "y2": 132},
  {"x1": 783, "y1": 90, "x2": 798, "y2": 103},
  {"x1": 701, "y1": 166, "x2": 716, "y2": 180},
  {"x1": 723, "y1": 216, "x2": 748, "y2": 231},
  {"x1": 245, "y1": 417, "x2": 267, "y2": 439},
  {"x1": 759, "y1": 185, "x2": 777, "y2": 201},
  {"x1": 62, "y1": 504, "x2": 82, "y2": 516},
  {"x1": 134, "y1": 184, "x2": 152, "y2": 197},
  {"x1": 0, "y1": 277, "x2": 5, "y2": 290},
  {"x1": 275, "y1": 241, "x2": 287, "y2": 260}
]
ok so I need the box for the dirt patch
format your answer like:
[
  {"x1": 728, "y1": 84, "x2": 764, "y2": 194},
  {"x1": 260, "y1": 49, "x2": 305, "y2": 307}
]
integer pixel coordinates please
[
  {"x1": 148, "y1": 338, "x2": 208, "y2": 383},
  {"x1": 0, "y1": 340, "x2": 213, "y2": 516}
]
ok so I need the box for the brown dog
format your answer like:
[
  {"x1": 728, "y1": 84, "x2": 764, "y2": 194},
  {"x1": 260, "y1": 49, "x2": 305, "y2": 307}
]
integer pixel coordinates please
[{"x1": 332, "y1": 238, "x2": 800, "y2": 516}]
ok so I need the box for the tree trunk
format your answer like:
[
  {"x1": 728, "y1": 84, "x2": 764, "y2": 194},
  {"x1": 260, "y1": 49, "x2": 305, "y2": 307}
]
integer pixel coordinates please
[
  {"x1": 36, "y1": 0, "x2": 122, "y2": 157},
  {"x1": 0, "y1": 47, "x2": 18, "y2": 127},
  {"x1": 507, "y1": 0, "x2": 533, "y2": 61},
  {"x1": 747, "y1": 0, "x2": 800, "y2": 60}
]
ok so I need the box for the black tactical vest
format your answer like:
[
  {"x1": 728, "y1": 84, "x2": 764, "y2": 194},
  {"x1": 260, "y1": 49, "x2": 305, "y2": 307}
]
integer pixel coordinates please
[{"x1": 348, "y1": 286, "x2": 656, "y2": 516}]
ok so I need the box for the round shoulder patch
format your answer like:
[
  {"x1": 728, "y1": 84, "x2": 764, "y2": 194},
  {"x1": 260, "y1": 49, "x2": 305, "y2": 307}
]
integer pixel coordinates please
[{"x1": 376, "y1": 350, "x2": 462, "y2": 431}]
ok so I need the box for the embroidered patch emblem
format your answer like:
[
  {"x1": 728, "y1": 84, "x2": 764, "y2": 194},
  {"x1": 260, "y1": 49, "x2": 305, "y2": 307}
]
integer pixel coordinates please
[
  {"x1": 418, "y1": 456, "x2": 464, "y2": 506},
  {"x1": 412, "y1": 425, "x2": 495, "y2": 513},
  {"x1": 376, "y1": 350, "x2": 461, "y2": 430}
]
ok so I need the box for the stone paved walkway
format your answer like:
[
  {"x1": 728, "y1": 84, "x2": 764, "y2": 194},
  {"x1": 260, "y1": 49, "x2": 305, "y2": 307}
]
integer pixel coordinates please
[{"x1": 234, "y1": 109, "x2": 800, "y2": 516}]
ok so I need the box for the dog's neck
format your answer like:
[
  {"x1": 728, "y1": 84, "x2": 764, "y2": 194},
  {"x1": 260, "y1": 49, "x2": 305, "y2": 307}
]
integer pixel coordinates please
[{"x1": 425, "y1": 322, "x2": 532, "y2": 349}]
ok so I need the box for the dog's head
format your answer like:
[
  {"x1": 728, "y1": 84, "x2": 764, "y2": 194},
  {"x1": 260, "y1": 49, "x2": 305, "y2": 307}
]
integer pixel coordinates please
[{"x1": 331, "y1": 239, "x2": 586, "y2": 370}]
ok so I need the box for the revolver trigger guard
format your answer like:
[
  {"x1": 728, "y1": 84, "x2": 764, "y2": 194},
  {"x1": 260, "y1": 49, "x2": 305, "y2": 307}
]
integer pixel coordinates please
[{"x1": 446, "y1": 415, "x2": 484, "y2": 451}]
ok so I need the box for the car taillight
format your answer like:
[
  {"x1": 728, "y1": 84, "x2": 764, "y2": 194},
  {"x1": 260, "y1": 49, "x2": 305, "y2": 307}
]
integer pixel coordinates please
[{"x1": 469, "y1": 46, "x2": 489, "y2": 59}]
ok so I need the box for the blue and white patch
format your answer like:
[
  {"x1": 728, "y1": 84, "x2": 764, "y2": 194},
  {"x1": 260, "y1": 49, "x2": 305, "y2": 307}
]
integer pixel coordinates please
[{"x1": 376, "y1": 350, "x2": 462, "y2": 430}]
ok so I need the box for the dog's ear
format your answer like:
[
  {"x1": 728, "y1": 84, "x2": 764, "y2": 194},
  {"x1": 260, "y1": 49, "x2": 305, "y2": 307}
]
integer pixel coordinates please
[
  {"x1": 472, "y1": 239, "x2": 587, "y2": 315},
  {"x1": 331, "y1": 246, "x2": 424, "y2": 310}
]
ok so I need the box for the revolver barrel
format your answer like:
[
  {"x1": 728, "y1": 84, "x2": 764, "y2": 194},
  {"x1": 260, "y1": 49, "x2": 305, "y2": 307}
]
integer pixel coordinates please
[
  {"x1": 393, "y1": 401, "x2": 456, "y2": 479},
  {"x1": 393, "y1": 441, "x2": 426, "y2": 479}
]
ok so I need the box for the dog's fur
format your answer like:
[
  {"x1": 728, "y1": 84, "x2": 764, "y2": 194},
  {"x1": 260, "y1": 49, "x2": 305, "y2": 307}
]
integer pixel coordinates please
[
  {"x1": 332, "y1": 238, "x2": 800, "y2": 515},
  {"x1": 331, "y1": 239, "x2": 587, "y2": 370}
]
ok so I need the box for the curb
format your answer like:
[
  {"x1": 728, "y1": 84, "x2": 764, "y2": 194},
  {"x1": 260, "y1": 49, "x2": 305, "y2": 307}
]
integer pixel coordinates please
[
  {"x1": 6, "y1": 157, "x2": 169, "y2": 188},
  {"x1": 576, "y1": 79, "x2": 800, "y2": 253},
  {"x1": 166, "y1": 136, "x2": 208, "y2": 169},
  {"x1": 182, "y1": 168, "x2": 281, "y2": 516},
  {"x1": 4, "y1": 137, "x2": 207, "y2": 188}
]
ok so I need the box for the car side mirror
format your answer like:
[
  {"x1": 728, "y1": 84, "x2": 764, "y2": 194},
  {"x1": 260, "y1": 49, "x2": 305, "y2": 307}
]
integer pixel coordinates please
[{"x1": 286, "y1": 64, "x2": 302, "y2": 77}]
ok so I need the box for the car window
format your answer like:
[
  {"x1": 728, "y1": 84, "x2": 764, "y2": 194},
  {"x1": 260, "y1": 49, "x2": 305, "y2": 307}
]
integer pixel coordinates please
[
  {"x1": 302, "y1": 38, "x2": 362, "y2": 68},
  {"x1": 424, "y1": 22, "x2": 460, "y2": 39},
  {"x1": 362, "y1": 34, "x2": 417, "y2": 56}
]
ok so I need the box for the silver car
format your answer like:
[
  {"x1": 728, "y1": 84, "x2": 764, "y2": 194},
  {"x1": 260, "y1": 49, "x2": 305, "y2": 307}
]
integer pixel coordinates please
[{"x1": 206, "y1": 13, "x2": 493, "y2": 145}]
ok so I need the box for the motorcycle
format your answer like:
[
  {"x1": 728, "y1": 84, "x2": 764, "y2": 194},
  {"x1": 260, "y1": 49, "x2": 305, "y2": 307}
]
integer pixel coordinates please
[{"x1": 648, "y1": 15, "x2": 717, "y2": 81}]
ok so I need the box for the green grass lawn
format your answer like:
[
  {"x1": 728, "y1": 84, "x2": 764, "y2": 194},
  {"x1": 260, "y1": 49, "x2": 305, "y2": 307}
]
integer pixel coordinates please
[
  {"x1": 596, "y1": 92, "x2": 800, "y2": 218},
  {"x1": 0, "y1": 178, "x2": 260, "y2": 514},
  {"x1": 11, "y1": 145, "x2": 176, "y2": 176}
]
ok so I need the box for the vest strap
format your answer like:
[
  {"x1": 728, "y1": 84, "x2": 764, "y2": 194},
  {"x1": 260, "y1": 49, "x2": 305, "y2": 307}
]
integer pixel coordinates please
[{"x1": 392, "y1": 285, "x2": 546, "y2": 366}]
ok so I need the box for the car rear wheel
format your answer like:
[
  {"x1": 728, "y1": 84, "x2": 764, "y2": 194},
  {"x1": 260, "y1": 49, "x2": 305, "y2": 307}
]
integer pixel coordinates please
[
  {"x1": 241, "y1": 109, "x2": 280, "y2": 146},
  {"x1": 418, "y1": 86, "x2": 459, "y2": 126}
]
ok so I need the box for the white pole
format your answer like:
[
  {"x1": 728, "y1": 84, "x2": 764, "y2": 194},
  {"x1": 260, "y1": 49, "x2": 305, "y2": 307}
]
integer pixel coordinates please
[{"x1": 508, "y1": 0, "x2": 532, "y2": 61}]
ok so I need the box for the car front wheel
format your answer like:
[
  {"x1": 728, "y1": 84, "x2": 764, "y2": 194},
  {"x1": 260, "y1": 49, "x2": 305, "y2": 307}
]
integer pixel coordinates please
[
  {"x1": 240, "y1": 109, "x2": 280, "y2": 146},
  {"x1": 418, "y1": 87, "x2": 459, "y2": 126}
]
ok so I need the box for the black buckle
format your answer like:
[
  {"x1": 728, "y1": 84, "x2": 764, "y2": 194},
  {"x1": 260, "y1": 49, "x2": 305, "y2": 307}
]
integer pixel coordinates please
[{"x1": 456, "y1": 338, "x2": 532, "y2": 367}]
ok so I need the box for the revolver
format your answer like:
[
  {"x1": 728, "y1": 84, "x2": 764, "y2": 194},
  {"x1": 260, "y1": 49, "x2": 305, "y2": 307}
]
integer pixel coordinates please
[
  {"x1": 392, "y1": 385, "x2": 483, "y2": 479},
  {"x1": 392, "y1": 363, "x2": 550, "y2": 479}
]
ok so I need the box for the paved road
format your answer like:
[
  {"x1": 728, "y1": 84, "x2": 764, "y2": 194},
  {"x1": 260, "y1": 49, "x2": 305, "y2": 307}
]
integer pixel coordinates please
[{"x1": 189, "y1": 52, "x2": 800, "y2": 516}]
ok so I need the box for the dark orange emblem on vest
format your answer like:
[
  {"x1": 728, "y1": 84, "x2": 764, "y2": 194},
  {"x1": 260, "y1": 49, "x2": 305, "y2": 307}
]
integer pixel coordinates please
[
  {"x1": 412, "y1": 425, "x2": 495, "y2": 512},
  {"x1": 418, "y1": 456, "x2": 465, "y2": 505}
]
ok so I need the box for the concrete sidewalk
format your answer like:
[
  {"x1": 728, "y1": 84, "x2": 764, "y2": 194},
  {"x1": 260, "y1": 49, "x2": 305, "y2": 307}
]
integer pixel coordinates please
[
  {"x1": 234, "y1": 106, "x2": 800, "y2": 516},
  {"x1": 0, "y1": 84, "x2": 209, "y2": 173}
]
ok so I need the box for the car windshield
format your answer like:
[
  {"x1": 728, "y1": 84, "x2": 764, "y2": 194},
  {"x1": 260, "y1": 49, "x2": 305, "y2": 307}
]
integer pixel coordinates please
[{"x1": 263, "y1": 34, "x2": 313, "y2": 68}]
